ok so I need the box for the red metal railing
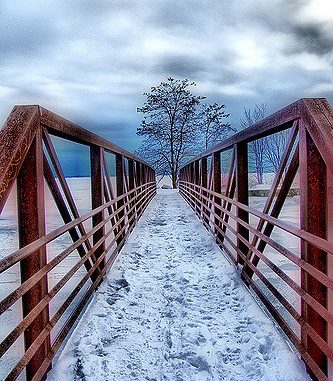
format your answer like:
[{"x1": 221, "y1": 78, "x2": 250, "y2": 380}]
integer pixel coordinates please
[
  {"x1": 0, "y1": 106, "x2": 156, "y2": 380},
  {"x1": 179, "y1": 98, "x2": 333, "y2": 381}
]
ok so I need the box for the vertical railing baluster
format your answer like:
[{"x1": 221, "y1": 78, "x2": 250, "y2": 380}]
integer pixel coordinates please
[
  {"x1": 142, "y1": 165, "x2": 147, "y2": 186},
  {"x1": 235, "y1": 142, "x2": 249, "y2": 265},
  {"x1": 17, "y1": 128, "x2": 50, "y2": 381},
  {"x1": 191, "y1": 162, "x2": 195, "y2": 208},
  {"x1": 328, "y1": 168, "x2": 333, "y2": 380},
  {"x1": 140, "y1": 164, "x2": 147, "y2": 217},
  {"x1": 201, "y1": 157, "x2": 208, "y2": 225},
  {"x1": 128, "y1": 159, "x2": 136, "y2": 229},
  {"x1": 90, "y1": 145, "x2": 105, "y2": 274},
  {"x1": 136, "y1": 161, "x2": 142, "y2": 187},
  {"x1": 135, "y1": 161, "x2": 142, "y2": 215},
  {"x1": 116, "y1": 154, "x2": 125, "y2": 245},
  {"x1": 194, "y1": 160, "x2": 200, "y2": 215},
  {"x1": 213, "y1": 151, "x2": 222, "y2": 242},
  {"x1": 299, "y1": 122, "x2": 328, "y2": 378}
]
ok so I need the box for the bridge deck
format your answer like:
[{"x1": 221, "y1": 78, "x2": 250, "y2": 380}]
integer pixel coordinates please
[{"x1": 48, "y1": 190, "x2": 310, "y2": 381}]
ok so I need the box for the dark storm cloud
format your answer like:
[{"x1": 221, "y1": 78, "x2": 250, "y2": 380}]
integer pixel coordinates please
[
  {"x1": 153, "y1": 47, "x2": 241, "y2": 87},
  {"x1": 148, "y1": 2, "x2": 199, "y2": 29},
  {"x1": 214, "y1": 71, "x2": 244, "y2": 86},
  {"x1": 289, "y1": 23, "x2": 333, "y2": 56},
  {"x1": 251, "y1": 0, "x2": 333, "y2": 57},
  {"x1": 155, "y1": 55, "x2": 207, "y2": 78}
]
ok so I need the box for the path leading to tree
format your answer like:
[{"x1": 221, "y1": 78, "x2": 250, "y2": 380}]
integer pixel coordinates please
[{"x1": 48, "y1": 189, "x2": 310, "y2": 381}]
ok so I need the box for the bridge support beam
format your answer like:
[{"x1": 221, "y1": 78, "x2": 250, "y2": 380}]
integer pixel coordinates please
[
  {"x1": 300, "y1": 123, "x2": 328, "y2": 378},
  {"x1": 194, "y1": 160, "x2": 200, "y2": 216},
  {"x1": 116, "y1": 154, "x2": 125, "y2": 245},
  {"x1": 135, "y1": 161, "x2": 143, "y2": 215},
  {"x1": 17, "y1": 128, "x2": 50, "y2": 381},
  {"x1": 328, "y1": 169, "x2": 333, "y2": 380},
  {"x1": 90, "y1": 145, "x2": 106, "y2": 274},
  {"x1": 128, "y1": 159, "x2": 136, "y2": 230},
  {"x1": 201, "y1": 157, "x2": 208, "y2": 225},
  {"x1": 213, "y1": 152, "x2": 222, "y2": 242},
  {"x1": 235, "y1": 142, "x2": 249, "y2": 265}
]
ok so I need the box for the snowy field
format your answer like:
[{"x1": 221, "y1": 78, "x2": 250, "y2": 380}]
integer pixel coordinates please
[{"x1": 47, "y1": 189, "x2": 309, "y2": 381}]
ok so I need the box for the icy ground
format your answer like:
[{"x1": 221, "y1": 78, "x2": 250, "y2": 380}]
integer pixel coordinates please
[{"x1": 48, "y1": 189, "x2": 310, "y2": 381}]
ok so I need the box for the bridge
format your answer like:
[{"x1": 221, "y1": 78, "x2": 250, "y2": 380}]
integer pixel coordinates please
[{"x1": 0, "y1": 98, "x2": 332, "y2": 380}]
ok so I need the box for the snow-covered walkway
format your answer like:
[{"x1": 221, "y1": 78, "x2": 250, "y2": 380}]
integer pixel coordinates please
[{"x1": 48, "y1": 190, "x2": 310, "y2": 381}]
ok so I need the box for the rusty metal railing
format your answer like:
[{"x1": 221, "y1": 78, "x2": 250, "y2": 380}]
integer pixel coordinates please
[
  {"x1": 0, "y1": 106, "x2": 156, "y2": 380},
  {"x1": 179, "y1": 98, "x2": 333, "y2": 381}
]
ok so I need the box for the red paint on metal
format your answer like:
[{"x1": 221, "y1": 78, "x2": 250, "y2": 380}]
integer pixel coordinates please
[
  {"x1": 116, "y1": 154, "x2": 126, "y2": 246},
  {"x1": 213, "y1": 152, "x2": 222, "y2": 241},
  {"x1": 179, "y1": 98, "x2": 333, "y2": 381},
  {"x1": 91, "y1": 146, "x2": 106, "y2": 275},
  {"x1": 235, "y1": 142, "x2": 249, "y2": 265},
  {"x1": 300, "y1": 123, "x2": 328, "y2": 377},
  {"x1": 201, "y1": 157, "x2": 208, "y2": 224},
  {"x1": 17, "y1": 129, "x2": 50, "y2": 381}
]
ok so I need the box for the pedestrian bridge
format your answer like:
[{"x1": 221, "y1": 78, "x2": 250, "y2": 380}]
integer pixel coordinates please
[{"x1": 0, "y1": 99, "x2": 332, "y2": 381}]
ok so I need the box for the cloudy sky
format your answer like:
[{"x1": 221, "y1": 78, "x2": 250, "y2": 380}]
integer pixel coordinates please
[{"x1": 1, "y1": 0, "x2": 333, "y2": 153}]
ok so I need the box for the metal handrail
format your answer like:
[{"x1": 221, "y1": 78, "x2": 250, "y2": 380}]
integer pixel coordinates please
[
  {"x1": 0, "y1": 106, "x2": 156, "y2": 381},
  {"x1": 179, "y1": 98, "x2": 333, "y2": 381}
]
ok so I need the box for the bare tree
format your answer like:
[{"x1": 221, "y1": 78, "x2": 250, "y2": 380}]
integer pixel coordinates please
[
  {"x1": 137, "y1": 78, "x2": 234, "y2": 187},
  {"x1": 137, "y1": 78, "x2": 204, "y2": 188},
  {"x1": 196, "y1": 103, "x2": 234, "y2": 151},
  {"x1": 240, "y1": 104, "x2": 267, "y2": 184},
  {"x1": 264, "y1": 129, "x2": 289, "y2": 173}
]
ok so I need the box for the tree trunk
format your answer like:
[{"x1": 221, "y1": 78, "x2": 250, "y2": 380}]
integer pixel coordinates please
[
  {"x1": 171, "y1": 171, "x2": 177, "y2": 188},
  {"x1": 256, "y1": 164, "x2": 263, "y2": 184}
]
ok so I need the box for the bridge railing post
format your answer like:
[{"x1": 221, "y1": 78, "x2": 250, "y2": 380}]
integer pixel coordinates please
[
  {"x1": 142, "y1": 165, "x2": 146, "y2": 185},
  {"x1": 235, "y1": 142, "x2": 249, "y2": 265},
  {"x1": 328, "y1": 171, "x2": 333, "y2": 380},
  {"x1": 187, "y1": 162, "x2": 193, "y2": 208},
  {"x1": 17, "y1": 128, "x2": 50, "y2": 381},
  {"x1": 135, "y1": 161, "x2": 143, "y2": 214},
  {"x1": 299, "y1": 122, "x2": 328, "y2": 377},
  {"x1": 213, "y1": 152, "x2": 222, "y2": 242},
  {"x1": 137, "y1": 161, "x2": 142, "y2": 187},
  {"x1": 116, "y1": 154, "x2": 125, "y2": 246},
  {"x1": 201, "y1": 157, "x2": 208, "y2": 224},
  {"x1": 90, "y1": 145, "x2": 106, "y2": 275},
  {"x1": 128, "y1": 159, "x2": 136, "y2": 229},
  {"x1": 194, "y1": 160, "x2": 200, "y2": 216},
  {"x1": 153, "y1": 167, "x2": 157, "y2": 186}
]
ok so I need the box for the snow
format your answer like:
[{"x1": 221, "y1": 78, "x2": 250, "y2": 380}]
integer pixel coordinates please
[{"x1": 46, "y1": 189, "x2": 310, "y2": 381}]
